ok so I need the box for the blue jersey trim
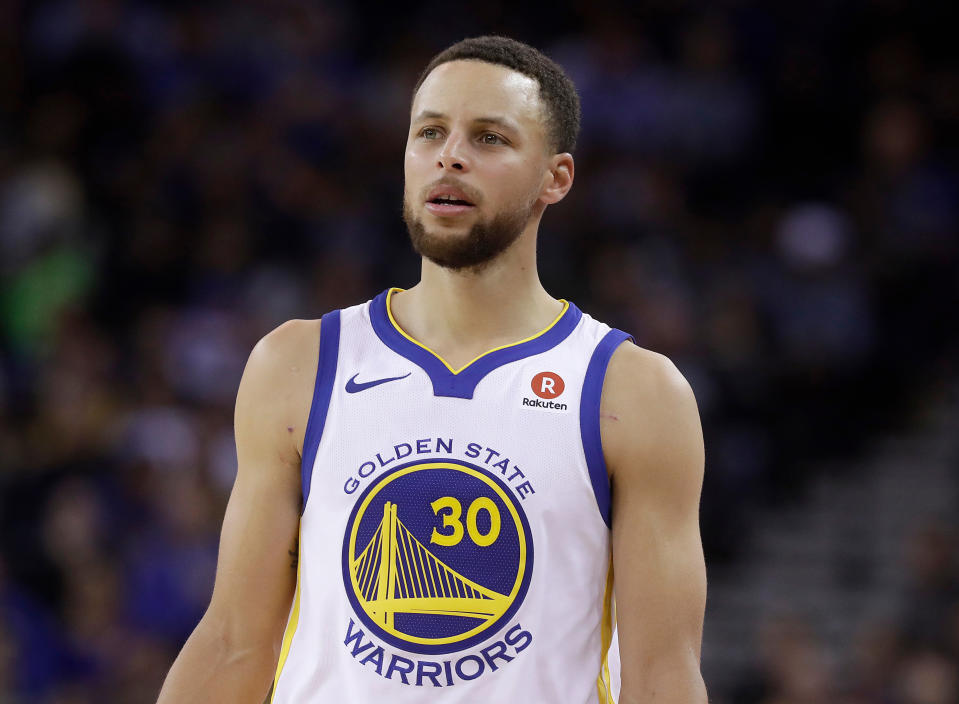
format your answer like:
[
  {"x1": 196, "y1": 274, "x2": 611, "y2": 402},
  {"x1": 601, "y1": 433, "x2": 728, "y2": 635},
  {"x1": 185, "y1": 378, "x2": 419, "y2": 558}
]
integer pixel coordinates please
[
  {"x1": 580, "y1": 328, "x2": 633, "y2": 529},
  {"x1": 369, "y1": 289, "x2": 584, "y2": 399},
  {"x1": 301, "y1": 310, "x2": 341, "y2": 512}
]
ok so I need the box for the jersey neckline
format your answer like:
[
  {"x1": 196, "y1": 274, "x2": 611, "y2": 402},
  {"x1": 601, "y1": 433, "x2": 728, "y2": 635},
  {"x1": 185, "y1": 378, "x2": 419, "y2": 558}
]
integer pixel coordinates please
[{"x1": 369, "y1": 287, "x2": 583, "y2": 399}]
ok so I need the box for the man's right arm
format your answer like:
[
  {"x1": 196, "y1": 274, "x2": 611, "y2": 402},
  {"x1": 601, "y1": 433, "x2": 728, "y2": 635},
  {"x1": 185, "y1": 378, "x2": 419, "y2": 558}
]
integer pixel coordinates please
[{"x1": 157, "y1": 319, "x2": 320, "y2": 704}]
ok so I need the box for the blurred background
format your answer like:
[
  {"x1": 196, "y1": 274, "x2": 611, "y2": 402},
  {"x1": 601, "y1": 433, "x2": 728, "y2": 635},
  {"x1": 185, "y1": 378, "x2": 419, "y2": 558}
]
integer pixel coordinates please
[{"x1": 0, "y1": 0, "x2": 957, "y2": 702}]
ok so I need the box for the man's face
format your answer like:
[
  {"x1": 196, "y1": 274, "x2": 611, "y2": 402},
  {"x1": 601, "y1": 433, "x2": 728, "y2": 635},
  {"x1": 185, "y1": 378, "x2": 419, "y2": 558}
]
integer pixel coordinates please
[{"x1": 403, "y1": 60, "x2": 552, "y2": 271}]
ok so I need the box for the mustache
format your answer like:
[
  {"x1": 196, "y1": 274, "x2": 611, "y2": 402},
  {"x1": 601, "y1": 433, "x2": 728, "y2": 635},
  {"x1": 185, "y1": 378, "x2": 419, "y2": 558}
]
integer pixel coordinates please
[{"x1": 421, "y1": 177, "x2": 483, "y2": 205}]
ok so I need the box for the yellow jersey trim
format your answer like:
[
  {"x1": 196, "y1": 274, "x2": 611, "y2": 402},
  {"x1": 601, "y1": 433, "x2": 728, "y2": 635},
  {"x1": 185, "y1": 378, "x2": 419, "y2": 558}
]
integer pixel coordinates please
[
  {"x1": 384, "y1": 287, "x2": 570, "y2": 375},
  {"x1": 596, "y1": 558, "x2": 616, "y2": 704},
  {"x1": 271, "y1": 534, "x2": 302, "y2": 702}
]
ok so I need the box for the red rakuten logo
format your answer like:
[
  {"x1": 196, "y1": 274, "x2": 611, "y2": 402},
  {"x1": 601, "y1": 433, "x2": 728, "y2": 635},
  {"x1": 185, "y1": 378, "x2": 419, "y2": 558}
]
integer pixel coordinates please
[{"x1": 531, "y1": 372, "x2": 565, "y2": 400}]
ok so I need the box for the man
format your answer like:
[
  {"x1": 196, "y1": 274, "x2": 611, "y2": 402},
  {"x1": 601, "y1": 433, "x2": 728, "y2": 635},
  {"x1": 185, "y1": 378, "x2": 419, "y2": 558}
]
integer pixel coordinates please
[{"x1": 157, "y1": 35, "x2": 707, "y2": 704}]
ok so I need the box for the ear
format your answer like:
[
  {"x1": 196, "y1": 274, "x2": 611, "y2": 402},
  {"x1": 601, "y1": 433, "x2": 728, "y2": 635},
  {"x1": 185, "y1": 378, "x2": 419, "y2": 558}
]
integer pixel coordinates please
[{"x1": 540, "y1": 153, "x2": 574, "y2": 205}]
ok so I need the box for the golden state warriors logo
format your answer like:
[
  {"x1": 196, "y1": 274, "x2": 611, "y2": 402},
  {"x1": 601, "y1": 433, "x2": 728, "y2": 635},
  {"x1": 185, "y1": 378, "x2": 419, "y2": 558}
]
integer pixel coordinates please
[{"x1": 342, "y1": 460, "x2": 533, "y2": 655}]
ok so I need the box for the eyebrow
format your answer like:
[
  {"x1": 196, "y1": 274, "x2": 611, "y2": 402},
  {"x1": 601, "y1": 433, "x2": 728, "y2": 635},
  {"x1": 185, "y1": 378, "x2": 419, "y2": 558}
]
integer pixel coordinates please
[{"x1": 412, "y1": 110, "x2": 519, "y2": 132}]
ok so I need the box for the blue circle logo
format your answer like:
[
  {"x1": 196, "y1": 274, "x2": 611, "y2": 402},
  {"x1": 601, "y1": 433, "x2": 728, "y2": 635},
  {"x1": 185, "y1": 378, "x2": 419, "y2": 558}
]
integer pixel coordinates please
[{"x1": 341, "y1": 460, "x2": 534, "y2": 655}]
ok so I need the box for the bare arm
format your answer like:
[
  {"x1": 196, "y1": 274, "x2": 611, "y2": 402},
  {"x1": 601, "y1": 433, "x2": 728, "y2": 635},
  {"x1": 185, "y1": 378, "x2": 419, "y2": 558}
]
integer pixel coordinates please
[
  {"x1": 157, "y1": 319, "x2": 320, "y2": 704},
  {"x1": 601, "y1": 344, "x2": 708, "y2": 704}
]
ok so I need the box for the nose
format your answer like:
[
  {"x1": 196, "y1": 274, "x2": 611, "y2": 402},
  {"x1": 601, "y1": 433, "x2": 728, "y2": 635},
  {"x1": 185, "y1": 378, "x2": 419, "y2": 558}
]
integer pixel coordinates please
[{"x1": 437, "y1": 131, "x2": 468, "y2": 172}]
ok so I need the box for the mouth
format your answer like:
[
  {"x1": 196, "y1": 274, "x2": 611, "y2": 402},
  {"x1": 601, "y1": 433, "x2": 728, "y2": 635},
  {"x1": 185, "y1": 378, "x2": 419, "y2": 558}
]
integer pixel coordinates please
[{"x1": 425, "y1": 186, "x2": 477, "y2": 217}]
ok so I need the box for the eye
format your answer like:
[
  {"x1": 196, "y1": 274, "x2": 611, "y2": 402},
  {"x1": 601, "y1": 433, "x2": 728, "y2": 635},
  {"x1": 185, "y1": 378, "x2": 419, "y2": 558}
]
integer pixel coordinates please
[
  {"x1": 419, "y1": 126, "x2": 442, "y2": 140},
  {"x1": 480, "y1": 132, "x2": 505, "y2": 145}
]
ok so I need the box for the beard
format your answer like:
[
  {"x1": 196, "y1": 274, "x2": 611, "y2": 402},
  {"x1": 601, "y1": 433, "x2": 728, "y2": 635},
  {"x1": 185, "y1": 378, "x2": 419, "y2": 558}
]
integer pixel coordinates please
[{"x1": 402, "y1": 193, "x2": 535, "y2": 273}]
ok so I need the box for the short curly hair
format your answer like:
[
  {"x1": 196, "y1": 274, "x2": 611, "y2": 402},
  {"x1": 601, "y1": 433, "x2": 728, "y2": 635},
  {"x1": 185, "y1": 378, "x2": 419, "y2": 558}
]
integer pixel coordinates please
[{"x1": 412, "y1": 35, "x2": 581, "y2": 155}]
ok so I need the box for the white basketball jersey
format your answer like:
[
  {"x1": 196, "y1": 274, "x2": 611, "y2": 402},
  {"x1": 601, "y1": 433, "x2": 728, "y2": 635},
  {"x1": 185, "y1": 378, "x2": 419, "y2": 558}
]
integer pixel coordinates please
[{"x1": 270, "y1": 288, "x2": 632, "y2": 704}]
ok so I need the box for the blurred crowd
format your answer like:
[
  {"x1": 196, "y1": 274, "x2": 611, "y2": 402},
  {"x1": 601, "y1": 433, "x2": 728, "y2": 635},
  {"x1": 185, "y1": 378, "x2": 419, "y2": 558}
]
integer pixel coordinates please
[
  {"x1": 0, "y1": 0, "x2": 957, "y2": 702},
  {"x1": 733, "y1": 524, "x2": 959, "y2": 704}
]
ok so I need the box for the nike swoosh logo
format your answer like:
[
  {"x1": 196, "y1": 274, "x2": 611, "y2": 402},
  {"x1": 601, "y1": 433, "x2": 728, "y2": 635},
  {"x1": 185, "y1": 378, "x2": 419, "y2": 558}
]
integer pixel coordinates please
[{"x1": 345, "y1": 372, "x2": 411, "y2": 394}]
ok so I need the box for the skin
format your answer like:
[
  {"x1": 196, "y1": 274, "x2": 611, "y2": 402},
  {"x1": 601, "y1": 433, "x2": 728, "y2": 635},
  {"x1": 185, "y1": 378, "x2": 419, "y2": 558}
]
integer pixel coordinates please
[
  {"x1": 156, "y1": 58, "x2": 707, "y2": 704},
  {"x1": 155, "y1": 319, "x2": 316, "y2": 704},
  {"x1": 392, "y1": 59, "x2": 574, "y2": 363},
  {"x1": 603, "y1": 343, "x2": 708, "y2": 703}
]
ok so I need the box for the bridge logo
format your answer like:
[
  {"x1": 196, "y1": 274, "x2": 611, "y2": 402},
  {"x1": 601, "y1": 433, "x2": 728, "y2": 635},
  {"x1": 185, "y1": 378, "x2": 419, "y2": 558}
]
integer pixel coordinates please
[{"x1": 342, "y1": 460, "x2": 533, "y2": 655}]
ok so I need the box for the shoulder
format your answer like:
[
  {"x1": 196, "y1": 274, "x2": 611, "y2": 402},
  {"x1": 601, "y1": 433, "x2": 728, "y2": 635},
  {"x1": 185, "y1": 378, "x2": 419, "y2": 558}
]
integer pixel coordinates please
[
  {"x1": 602, "y1": 341, "x2": 697, "y2": 420},
  {"x1": 247, "y1": 318, "x2": 322, "y2": 377},
  {"x1": 599, "y1": 341, "x2": 704, "y2": 490},
  {"x1": 242, "y1": 319, "x2": 322, "y2": 403},
  {"x1": 236, "y1": 318, "x2": 323, "y2": 459}
]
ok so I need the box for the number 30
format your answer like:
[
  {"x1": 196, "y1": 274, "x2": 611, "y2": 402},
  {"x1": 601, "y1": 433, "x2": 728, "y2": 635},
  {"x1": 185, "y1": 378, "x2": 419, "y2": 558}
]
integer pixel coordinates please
[{"x1": 430, "y1": 496, "x2": 501, "y2": 547}]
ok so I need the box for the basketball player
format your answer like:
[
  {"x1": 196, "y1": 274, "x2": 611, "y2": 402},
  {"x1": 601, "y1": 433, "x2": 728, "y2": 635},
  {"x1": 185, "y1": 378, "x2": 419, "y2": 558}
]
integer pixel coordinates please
[{"x1": 157, "y1": 36, "x2": 707, "y2": 704}]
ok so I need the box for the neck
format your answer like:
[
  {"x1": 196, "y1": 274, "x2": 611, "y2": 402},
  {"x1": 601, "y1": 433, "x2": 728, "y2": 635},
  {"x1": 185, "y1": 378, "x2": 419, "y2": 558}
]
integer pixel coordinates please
[{"x1": 391, "y1": 224, "x2": 563, "y2": 362}]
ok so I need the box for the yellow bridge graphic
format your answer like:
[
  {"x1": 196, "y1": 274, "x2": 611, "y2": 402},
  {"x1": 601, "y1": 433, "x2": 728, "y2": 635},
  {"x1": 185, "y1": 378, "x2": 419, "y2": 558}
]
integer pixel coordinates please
[{"x1": 352, "y1": 502, "x2": 510, "y2": 629}]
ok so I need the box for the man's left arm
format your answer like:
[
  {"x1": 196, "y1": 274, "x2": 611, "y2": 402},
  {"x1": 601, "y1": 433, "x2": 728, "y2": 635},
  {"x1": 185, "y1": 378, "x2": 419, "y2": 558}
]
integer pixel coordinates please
[{"x1": 601, "y1": 343, "x2": 708, "y2": 704}]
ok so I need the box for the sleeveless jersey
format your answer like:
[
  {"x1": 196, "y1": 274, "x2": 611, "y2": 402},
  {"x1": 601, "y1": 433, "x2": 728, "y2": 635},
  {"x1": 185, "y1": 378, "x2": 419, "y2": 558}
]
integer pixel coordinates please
[{"x1": 270, "y1": 288, "x2": 632, "y2": 704}]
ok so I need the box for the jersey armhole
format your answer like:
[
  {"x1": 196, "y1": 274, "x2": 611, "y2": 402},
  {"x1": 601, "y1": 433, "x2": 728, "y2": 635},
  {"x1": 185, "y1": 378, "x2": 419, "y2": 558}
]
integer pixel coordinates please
[
  {"x1": 579, "y1": 328, "x2": 634, "y2": 529},
  {"x1": 301, "y1": 310, "x2": 341, "y2": 512}
]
